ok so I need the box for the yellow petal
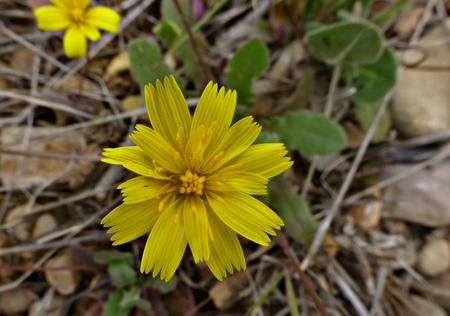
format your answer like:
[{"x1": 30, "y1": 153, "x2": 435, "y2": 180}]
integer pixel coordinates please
[
  {"x1": 206, "y1": 191, "x2": 283, "y2": 246},
  {"x1": 85, "y1": 6, "x2": 120, "y2": 33},
  {"x1": 141, "y1": 199, "x2": 187, "y2": 281},
  {"x1": 202, "y1": 116, "x2": 261, "y2": 174},
  {"x1": 79, "y1": 23, "x2": 100, "y2": 41},
  {"x1": 206, "y1": 171, "x2": 268, "y2": 195},
  {"x1": 130, "y1": 124, "x2": 181, "y2": 174},
  {"x1": 118, "y1": 176, "x2": 177, "y2": 204},
  {"x1": 34, "y1": 6, "x2": 71, "y2": 31},
  {"x1": 49, "y1": 0, "x2": 71, "y2": 10},
  {"x1": 183, "y1": 125, "x2": 207, "y2": 172},
  {"x1": 50, "y1": 0, "x2": 89, "y2": 9},
  {"x1": 183, "y1": 196, "x2": 209, "y2": 263},
  {"x1": 191, "y1": 82, "x2": 237, "y2": 160},
  {"x1": 205, "y1": 208, "x2": 246, "y2": 280},
  {"x1": 101, "y1": 146, "x2": 172, "y2": 179},
  {"x1": 226, "y1": 143, "x2": 293, "y2": 179},
  {"x1": 145, "y1": 76, "x2": 191, "y2": 154},
  {"x1": 101, "y1": 199, "x2": 161, "y2": 245},
  {"x1": 63, "y1": 26, "x2": 87, "y2": 58},
  {"x1": 77, "y1": 0, "x2": 90, "y2": 10}
]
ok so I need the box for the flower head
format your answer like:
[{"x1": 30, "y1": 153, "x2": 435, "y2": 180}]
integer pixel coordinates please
[
  {"x1": 101, "y1": 76, "x2": 293, "y2": 281},
  {"x1": 33, "y1": 0, "x2": 120, "y2": 58}
]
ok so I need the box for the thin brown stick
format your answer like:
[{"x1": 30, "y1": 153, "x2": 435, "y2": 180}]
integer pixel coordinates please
[
  {"x1": 0, "y1": 148, "x2": 101, "y2": 162},
  {"x1": 277, "y1": 231, "x2": 330, "y2": 316},
  {"x1": 172, "y1": 0, "x2": 211, "y2": 85},
  {"x1": 406, "y1": 65, "x2": 450, "y2": 71}
]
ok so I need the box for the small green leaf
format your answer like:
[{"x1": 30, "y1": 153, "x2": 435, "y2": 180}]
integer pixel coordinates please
[
  {"x1": 360, "y1": 0, "x2": 375, "y2": 16},
  {"x1": 355, "y1": 101, "x2": 391, "y2": 142},
  {"x1": 95, "y1": 251, "x2": 133, "y2": 265},
  {"x1": 371, "y1": 0, "x2": 410, "y2": 25},
  {"x1": 255, "y1": 131, "x2": 281, "y2": 144},
  {"x1": 351, "y1": 47, "x2": 397, "y2": 102},
  {"x1": 225, "y1": 38, "x2": 269, "y2": 106},
  {"x1": 128, "y1": 39, "x2": 177, "y2": 88},
  {"x1": 160, "y1": 0, "x2": 205, "y2": 89},
  {"x1": 108, "y1": 261, "x2": 137, "y2": 289},
  {"x1": 305, "y1": 20, "x2": 384, "y2": 65},
  {"x1": 161, "y1": 0, "x2": 195, "y2": 30},
  {"x1": 145, "y1": 275, "x2": 177, "y2": 294},
  {"x1": 154, "y1": 19, "x2": 180, "y2": 46},
  {"x1": 268, "y1": 176, "x2": 316, "y2": 243},
  {"x1": 261, "y1": 111, "x2": 347, "y2": 155},
  {"x1": 102, "y1": 290, "x2": 131, "y2": 316},
  {"x1": 120, "y1": 286, "x2": 150, "y2": 310}
]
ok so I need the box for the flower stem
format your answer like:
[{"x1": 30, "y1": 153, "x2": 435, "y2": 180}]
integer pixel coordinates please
[
  {"x1": 172, "y1": 0, "x2": 212, "y2": 85},
  {"x1": 277, "y1": 230, "x2": 330, "y2": 316}
]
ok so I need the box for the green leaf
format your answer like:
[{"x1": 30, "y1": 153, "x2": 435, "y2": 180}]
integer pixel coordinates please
[
  {"x1": 108, "y1": 261, "x2": 137, "y2": 289},
  {"x1": 371, "y1": 0, "x2": 411, "y2": 25},
  {"x1": 161, "y1": 0, "x2": 195, "y2": 30},
  {"x1": 120, "y1": 286, "x2": 150, "y2": 310},
  {"x1": 145, "y1": 275, "x2": 177, "y2": 294},
  {"x1": 355, "y1": 101, "x2": 391, "y2": 142},
  {"x1": 305, "y1": 20, "x2": 384, "y2": 65},
  {"x1": 154, "y1": 19, "x2": 180, "y2": 46},
  {"x1": 351, "y1": 47, "x2": 397, "y2": 102},
  {"x1": 128, "y1": 39, "x2": 177, "y2": 88},
  {"x1": 268, "y1": 176, "x2": 316, "y2": 243},
  {"x1": 261, "y1": 111, "x2": 347, "y2": 155},
  {"x1": 254, "y1": 131, "x2": 281, "y2": 144},
  {"x1": 102, "y1": 290, "x2": 131, "y2": 316},
  {"x1": 95, "y1": 251, "x2": 133, "y2": 265},
  {"x1": 225, "y1": 38, "x2": 269, "y2": 106},
  {"x1": 160, "y1": 0, "x2": 205, "y2": 89},
  {"x1": 360, "y1": 0, "x2": 375, "y2": 16}
]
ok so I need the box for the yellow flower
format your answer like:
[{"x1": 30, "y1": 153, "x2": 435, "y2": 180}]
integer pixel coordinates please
[
  {"x1": 33, "y1": 0, "x2": 120, "y2": 58},
  {"x1": 101, "y1": 76, "x2": 293, "y2": 281}
]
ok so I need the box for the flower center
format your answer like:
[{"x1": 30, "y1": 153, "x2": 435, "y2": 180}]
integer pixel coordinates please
[
  {"x1": 70, "y1": 9, "x2": 86, "y2": 24},
  {"x1": 178, "y1": 170, "x2": 206, "y2": 196}
]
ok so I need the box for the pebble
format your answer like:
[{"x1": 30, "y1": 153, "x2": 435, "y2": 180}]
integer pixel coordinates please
[
  {"x1": 44, "y1": 254, "x2": 79, "y2": 295},
  {"x1": 417, "y1": 239, "x2": 450, "y2": 277},
  {"x1": 0, "y1": 288, "x2": 37, "y2": 314},
  {"x1": 391, "y1": 20, "x2": 450, "y2": 137}
]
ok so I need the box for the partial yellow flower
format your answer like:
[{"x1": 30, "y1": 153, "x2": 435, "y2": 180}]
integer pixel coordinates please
[
  {"x1": 101, "y1": 76, "x2": 293, "y2": 281},
  {"x1": 33, "y1": 0, "x2": 120, "y2": 58}
]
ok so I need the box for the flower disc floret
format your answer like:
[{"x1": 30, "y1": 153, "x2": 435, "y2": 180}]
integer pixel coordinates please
[
  {"x1": 179, "y1": 170, "x2": 206, "y2": 195},
  {"x1": 101, "y1": 76, "x2": 293, "y2": 281}
]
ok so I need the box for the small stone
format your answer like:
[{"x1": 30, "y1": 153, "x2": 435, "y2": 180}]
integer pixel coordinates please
[
  {"x1": 44, "y1": 254, "x2": 79, "y2": 295},
  {"x1": 5, "y1": 206, "x2": 31, "y2": 241},
  {"x1": 392, "y1": 20, "x2": 450, "y2": 137},
  {"x1": 345, "y1": 201, "x2": 382, "y2": 230},
  {"x1": 417, "y1": 239, "x2": 450, "y2": 277},
  {"x1": 0, "y1": 288, "x2": 37, "y2": 314},
  {"x1": 380, "y1": 160, "x2": 450, "y2": 227},
  {"x1": 32, "y1": 213, "x2": 58, "y2": 239}
]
